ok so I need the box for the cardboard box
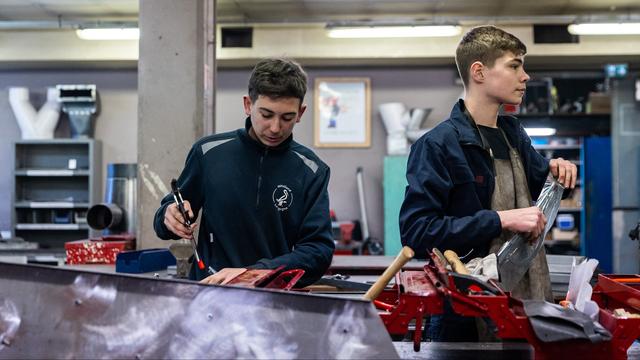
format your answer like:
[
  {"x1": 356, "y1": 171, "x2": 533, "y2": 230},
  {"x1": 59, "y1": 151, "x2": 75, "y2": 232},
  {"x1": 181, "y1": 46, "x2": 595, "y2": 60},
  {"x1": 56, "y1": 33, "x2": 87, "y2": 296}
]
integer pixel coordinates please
[
  {"x1": 65, "y1": 235, "x2": 135, "y2": 264},
  {"x1": 588, "y1": 92, "x2": 611, "y2": 114}
]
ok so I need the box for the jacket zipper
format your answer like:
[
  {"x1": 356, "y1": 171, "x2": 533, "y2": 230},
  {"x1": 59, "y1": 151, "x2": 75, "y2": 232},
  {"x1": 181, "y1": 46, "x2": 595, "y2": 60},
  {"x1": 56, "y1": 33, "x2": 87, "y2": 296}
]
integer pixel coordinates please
[{"x1": 256, "y1": 147, "x2": 268, "y2": 208}]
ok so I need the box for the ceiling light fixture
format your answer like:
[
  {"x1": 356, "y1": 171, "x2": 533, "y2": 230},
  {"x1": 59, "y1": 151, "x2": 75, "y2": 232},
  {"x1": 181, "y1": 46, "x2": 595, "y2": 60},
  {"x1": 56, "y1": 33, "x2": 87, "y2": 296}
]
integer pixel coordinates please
[
  {"x1": 327, "y1": 25, "x2": 461, "y2": 38},
  {"x1": 567, "y1": 23, "x2": 640, "y2": 35},
  {"x1": 524, "y1": 127, "x2": 557, "y2": 136},
  {"x1": 76, "y1": 27, "x2": 139, "y2": 40}
]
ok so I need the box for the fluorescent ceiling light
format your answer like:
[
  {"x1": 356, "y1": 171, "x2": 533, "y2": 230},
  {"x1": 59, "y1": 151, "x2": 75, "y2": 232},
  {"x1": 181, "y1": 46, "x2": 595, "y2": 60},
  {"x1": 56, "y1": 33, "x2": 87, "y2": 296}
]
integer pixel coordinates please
[
  {"x1": 327, "y1": 25, "x2": 461, "y2": 38},
  {"x1": 76, "y1": 28, "x2": 139, "y2": 40},
  {"x1": 525, "y1": 127, "x2": 557, "y2": 136},
  {"x1": 568, "y1": 23, "x2": 640, "y2": 35}
]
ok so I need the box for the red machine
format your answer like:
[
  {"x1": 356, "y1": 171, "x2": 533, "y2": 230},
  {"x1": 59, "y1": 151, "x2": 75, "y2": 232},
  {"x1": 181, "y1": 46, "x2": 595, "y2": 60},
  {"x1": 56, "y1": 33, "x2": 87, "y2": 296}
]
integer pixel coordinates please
[{"x1": 374, "y1": 252, "x2": 640, "y2": 359}]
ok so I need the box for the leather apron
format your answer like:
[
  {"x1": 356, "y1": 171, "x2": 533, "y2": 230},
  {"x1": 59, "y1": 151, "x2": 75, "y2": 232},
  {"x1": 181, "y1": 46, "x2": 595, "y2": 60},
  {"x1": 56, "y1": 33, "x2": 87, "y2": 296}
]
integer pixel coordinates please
[{"x1": 485, "y1": 128, "x2": 553, "y2": 302}]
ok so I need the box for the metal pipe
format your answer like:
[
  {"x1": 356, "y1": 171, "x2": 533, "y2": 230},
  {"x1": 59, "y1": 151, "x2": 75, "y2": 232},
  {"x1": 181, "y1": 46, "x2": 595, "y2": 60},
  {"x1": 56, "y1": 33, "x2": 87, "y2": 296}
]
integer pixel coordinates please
[
  {"x1": 356, "y1": 167, "x2": 369, "y2": 241},
  {"x1": 87, "y1": 203, "x2": 123, "y2": 230}
]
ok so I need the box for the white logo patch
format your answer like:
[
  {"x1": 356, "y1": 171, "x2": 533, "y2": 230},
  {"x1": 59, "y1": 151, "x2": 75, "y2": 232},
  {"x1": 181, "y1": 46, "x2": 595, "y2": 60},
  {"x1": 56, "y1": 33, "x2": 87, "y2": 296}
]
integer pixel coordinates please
[{"x1": 272, "y1": 185, "x2": 293, "y2": 211}]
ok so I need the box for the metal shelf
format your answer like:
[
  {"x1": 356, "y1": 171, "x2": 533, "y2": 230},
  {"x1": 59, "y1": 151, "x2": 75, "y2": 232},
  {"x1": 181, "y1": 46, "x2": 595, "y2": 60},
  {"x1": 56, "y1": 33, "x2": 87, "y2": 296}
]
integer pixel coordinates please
[
  {"x1": 14, "y1": 201, "x2": 90, "y2": 209},
  {"x1": 558, "y1": 207, "x2": 582, "y2": 212},
  {"x1": 15, "y1": 169, "x2": 90, "y2": 176},
  {"x1": 544, "y1": 239, "x2": 579, "y2": 247},
  {"x1": 12, "y1": 139, "x2": 101, "y2": 248},
  {"x1": 533, "y1": 144, "x2": 582, "y2": 150},
  {"x1": 15, "y1": 223, "x2": 89, "y2": 231}
]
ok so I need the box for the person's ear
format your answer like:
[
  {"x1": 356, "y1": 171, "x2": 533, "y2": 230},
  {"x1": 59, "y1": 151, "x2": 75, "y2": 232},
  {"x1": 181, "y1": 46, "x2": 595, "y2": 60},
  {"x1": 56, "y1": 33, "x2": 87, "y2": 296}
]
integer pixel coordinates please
[
  {"x1": 297, "y1": 104, "x2": 307, "y2": 122},
  {"x1": 242, "y1": 96, "x2": 252, "y2": 116},
  {"x1": 470, "y1": 61, "x2": 485, "y2": 83}
]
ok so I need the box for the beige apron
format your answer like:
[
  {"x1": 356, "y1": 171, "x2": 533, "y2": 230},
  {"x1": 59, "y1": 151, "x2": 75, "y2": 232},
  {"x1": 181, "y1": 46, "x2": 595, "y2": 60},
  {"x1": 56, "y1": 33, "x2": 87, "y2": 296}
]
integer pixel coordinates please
[
  {"x1": 474, "y1": 127, "x2": 553, "y2": 341},
  {"x1": 487, "y1": 128, "x2": 553, "y2": 302}
]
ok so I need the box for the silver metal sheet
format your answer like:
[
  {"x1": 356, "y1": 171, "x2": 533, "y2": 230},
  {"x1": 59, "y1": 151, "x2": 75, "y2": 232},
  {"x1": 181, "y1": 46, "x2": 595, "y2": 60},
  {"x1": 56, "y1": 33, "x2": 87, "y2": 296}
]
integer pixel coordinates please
[
  {"x1": 0, "y1": 262, "x2": 398, "y2": 359},
  {"x1": 497, "y1": 179, "x2": 565, "y2": 291}
]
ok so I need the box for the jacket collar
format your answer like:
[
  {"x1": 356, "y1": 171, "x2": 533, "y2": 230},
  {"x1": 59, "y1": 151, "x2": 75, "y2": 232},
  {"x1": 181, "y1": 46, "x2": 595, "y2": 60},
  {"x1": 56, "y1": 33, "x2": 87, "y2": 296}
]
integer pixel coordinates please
[
  {"x1": 238, "y1": 116, "x2": 293, "y2": 152},
  {"x1": 449, "y1": 99, "x2": 520, "y2": 148}
]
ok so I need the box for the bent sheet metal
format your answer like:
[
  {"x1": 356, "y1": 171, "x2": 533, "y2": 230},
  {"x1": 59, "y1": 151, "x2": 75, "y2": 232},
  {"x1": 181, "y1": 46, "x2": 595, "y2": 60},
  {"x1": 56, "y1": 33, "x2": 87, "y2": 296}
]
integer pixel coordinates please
[
  {"x1": 497, "y1": 177, "x2": 565, "y2": 291},
  {"x1": 0, "y1": 262, "x2": 398, "y2": 359}
]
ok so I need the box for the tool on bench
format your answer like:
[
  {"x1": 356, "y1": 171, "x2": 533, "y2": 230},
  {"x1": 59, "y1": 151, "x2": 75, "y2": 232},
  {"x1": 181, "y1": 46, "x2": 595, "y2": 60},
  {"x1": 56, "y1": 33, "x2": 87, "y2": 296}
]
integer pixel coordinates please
[
  {"x1": 444, "y1": 249, "x2": 470, "y2": 275},
  {"x1": 170, "y1": 179, "x2": 215, "y2": 276},
  {"x1": 315, "y1": 274, "x2": 373, "y2": 291},
  {"x1": 363, "y1": 246, "x2": 415, "y2": 301}
]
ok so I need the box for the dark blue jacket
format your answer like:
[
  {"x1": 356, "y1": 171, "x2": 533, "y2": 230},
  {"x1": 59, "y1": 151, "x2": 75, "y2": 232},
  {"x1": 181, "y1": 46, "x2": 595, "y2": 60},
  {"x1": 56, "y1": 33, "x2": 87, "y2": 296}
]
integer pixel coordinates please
[
  {"x1": 399, "y1": 100, "x2": 549, "y2": 259},
  {"x1": 154, "y1": 118, "x2": 334, "y2": 286}
]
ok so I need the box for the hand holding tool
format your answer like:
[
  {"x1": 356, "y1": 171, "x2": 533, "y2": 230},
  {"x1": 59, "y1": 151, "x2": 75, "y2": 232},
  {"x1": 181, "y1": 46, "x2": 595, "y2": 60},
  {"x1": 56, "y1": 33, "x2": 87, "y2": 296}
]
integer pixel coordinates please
[{"x1": 170, "y1": 179, "x2": 215, "y2": 275}]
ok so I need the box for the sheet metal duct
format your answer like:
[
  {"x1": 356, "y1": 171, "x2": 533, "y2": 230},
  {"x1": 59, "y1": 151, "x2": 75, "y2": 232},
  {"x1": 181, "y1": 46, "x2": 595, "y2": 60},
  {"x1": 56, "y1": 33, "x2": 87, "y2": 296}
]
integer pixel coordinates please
[
  {"x1": 87, "y1": 163, "x2": 137, "y2": 235},
  {"x1": 0, "y1": 262, "x2": 398, "y2": 359}
]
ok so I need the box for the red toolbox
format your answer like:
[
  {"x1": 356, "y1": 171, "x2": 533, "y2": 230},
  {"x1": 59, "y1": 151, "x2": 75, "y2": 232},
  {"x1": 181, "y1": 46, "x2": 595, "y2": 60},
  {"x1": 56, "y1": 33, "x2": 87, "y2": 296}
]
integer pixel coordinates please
[{"x1": 65, "y1": 235, "x2": 135, "y2": 264}]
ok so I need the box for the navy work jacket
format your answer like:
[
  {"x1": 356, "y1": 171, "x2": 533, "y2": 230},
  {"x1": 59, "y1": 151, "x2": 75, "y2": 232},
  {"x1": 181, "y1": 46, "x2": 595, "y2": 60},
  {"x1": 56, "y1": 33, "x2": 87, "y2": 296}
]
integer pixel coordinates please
[{"x1": 399, "y1": 99, "x2": 550, "y2": 259}]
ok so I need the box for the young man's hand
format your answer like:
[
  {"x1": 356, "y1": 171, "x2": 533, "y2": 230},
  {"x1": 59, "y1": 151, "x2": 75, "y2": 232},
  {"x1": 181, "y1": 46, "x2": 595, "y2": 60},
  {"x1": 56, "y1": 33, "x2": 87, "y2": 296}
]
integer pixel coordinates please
[
  {"x1": 199, "y1": 268, "x2": 247, "y2": 285},
  {"x1": 497, "y1": 206, "x2": 546, "y2": 243},
  {"x1": 549, "y1": 157, "x2": 577, "y2": 189},
  {"x1": 164, "y1": 201, "x2": 197, "y2": 239}
]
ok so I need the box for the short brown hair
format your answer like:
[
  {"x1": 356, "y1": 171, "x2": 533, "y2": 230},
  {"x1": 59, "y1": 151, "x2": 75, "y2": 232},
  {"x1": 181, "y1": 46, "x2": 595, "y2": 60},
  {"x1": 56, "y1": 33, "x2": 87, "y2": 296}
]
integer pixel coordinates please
[
  {"x1": 455, "y1": 26, "x2": 527, "y2": 87},
  {"x1": 248, "y1": 58, "x2": 307, "y2": 104}
]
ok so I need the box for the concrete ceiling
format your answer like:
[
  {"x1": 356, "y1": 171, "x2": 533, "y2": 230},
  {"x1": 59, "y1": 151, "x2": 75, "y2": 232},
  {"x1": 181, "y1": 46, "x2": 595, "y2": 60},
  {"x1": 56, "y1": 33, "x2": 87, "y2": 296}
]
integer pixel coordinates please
[
  {"x1": 0, "y1": 0, "x2": 138, "y2": 21},
  {"x1": 0, "y1": 0, "x2": 638, "y2": 23}
]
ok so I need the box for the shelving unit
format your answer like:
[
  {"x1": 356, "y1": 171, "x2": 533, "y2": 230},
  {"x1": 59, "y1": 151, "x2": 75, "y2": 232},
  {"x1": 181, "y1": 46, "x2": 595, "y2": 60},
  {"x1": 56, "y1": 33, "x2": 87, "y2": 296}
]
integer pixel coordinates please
[
  {"x1": 514, "y1": 73, "x2": 613, "y2": 258},
  {"x1": 11, "y1": 139, "x2": 102, "y2": 250}
]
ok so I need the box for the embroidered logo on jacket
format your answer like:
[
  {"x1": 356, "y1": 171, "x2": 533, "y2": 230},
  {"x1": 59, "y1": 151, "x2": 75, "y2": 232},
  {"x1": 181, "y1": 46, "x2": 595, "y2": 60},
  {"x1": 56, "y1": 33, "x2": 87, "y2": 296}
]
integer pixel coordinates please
[{"x1": 272, "y1": 185, "x2": 293, "y2": 211}]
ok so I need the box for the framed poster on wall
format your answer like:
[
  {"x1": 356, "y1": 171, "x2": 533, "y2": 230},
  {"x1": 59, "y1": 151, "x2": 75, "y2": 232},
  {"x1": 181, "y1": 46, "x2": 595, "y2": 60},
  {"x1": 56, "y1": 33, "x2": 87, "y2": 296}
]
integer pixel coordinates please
[{"x1": 314, "y1": 77, "x2": 371, "y2": 148}]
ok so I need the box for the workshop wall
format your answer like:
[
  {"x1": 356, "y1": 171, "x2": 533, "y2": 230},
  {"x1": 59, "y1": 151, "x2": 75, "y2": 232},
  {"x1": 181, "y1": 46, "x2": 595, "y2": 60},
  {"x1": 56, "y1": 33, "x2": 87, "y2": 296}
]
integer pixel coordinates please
[
  {"x1": 0, "y1": 66, "x2": 462, "y2": 248},
  {"x1": 216, "y1": 66, "x2": 463, "y2": 247},
  {"x1": 0, "y1": 69, "x2": 138, "y2": 232}
]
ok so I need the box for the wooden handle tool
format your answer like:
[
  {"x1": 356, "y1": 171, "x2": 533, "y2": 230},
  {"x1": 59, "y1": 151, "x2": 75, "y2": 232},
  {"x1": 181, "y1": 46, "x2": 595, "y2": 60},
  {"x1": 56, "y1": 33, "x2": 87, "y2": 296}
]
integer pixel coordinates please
[
  {"x1": 363, "y1": 246, "x2": 415, "y2": 301},
  {"x1": 444, "y1": 250, "x2": 470, "y2": 275},
  {"x1": 431, "y1": 248, "x2": 447, "y2": 268}
]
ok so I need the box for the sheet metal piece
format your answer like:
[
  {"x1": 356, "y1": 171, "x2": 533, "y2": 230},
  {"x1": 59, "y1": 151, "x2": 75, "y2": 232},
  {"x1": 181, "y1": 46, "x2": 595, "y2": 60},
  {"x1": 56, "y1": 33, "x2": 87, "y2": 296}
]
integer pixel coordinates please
[
  {"x1": 497, "y1": 178, "x2": 564, "y2": 291},
  {"x1": 522, "y1": 300, "x2": 612, "y2": 343},
  {"x1": 315, "y1": 276, "x2": 372, "y2": 291},
  {"x1": 0, "y1": 262, "x2": 398, "y2": 359}
]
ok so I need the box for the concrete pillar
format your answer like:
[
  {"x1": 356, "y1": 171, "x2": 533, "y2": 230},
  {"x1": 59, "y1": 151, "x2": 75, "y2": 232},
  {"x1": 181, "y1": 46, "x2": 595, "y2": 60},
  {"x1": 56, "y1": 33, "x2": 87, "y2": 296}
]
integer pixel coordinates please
[{"x1": 137, "y1": 0, "x2": 215, "y2": 249}]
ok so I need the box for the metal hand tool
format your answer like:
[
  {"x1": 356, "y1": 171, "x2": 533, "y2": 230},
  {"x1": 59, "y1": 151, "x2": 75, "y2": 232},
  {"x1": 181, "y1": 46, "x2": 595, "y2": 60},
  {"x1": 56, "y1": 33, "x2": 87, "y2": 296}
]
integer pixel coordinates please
[{"x1": 170, "y1": 179, "x2": 215, "y2": 275}]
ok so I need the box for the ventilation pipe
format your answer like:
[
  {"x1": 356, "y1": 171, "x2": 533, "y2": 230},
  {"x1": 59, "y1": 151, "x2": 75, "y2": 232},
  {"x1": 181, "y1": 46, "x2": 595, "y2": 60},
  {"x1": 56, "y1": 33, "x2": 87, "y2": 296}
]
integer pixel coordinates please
[
  {"x1": 379, "y1": 102, "x2": 432, "y2": 155},
  {"x1": 9, "y1": 87, "x2": 60, "y2": 139}
]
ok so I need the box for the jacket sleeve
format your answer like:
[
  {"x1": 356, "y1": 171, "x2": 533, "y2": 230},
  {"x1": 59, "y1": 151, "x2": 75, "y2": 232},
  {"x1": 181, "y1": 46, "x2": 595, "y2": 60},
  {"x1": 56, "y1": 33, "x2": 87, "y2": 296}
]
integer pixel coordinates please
[
  {"x1": 250, "y1": 167, "x2": 334, "y2": 287},
  {"x1": 517, "y1": 124, "x2": 550, "y2": 201},
  {"x1": 153, "y1": 144, "x2": 205, "y2": 240},
  {"x1": 399, "y1": 138, "x2": 502, "y2": 258}
]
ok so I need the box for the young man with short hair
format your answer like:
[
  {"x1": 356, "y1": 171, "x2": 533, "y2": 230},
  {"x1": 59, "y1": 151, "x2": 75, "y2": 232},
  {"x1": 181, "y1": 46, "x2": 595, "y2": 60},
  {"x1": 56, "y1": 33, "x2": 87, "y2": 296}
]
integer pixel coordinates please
[
  {"x1": 154, "y1": 58, "x2": 334, "y2": 287},
  {"x1": 399, "y1": 26, "x2": 577, "y2": 341}
]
